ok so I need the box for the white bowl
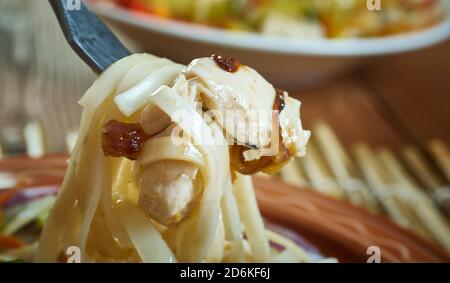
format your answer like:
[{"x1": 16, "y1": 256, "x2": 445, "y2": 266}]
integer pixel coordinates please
[{"x1": 88, "y1": 1, "x2": 450, "y2": 89}]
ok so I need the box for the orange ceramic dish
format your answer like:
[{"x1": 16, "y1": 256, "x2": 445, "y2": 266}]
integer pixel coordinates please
[{"x1": 0, "y1": 156, "x2": 449, "y2": 262}]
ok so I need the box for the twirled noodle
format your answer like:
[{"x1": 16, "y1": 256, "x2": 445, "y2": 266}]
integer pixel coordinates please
[{"x1": 36, "y1": 53, "x2": 311, "y2": 263}]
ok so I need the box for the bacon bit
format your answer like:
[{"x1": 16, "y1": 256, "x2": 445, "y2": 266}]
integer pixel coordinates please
[
  {"x1": 101, "y1": 120, "x2": 149, "y2": 160},
  {"x1": 211, "y1": 54, "x2": 240, "y2": 73},
  {"x1": 0, "y1": 235, "x2": 25, "y2": 250}
]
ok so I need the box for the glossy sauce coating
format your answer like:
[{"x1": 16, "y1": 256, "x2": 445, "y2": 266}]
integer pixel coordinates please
[
  {"x1": 274, "y1": 89, "x2": 286, "y2": 112},
  {"x1": 230, "y1": 89, "x2": 292, "y2": 175},
  {"x1": 211, "y1": 54, "x2": 240, "y2": 73}
]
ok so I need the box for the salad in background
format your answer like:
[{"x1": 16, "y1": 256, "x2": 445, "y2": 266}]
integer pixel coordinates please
[
  {"x1": 111, "y1": 0, "x2": 448, "y2": 38},
  {"x1": 0, "y1": 169, "x2": 61, "y2": 262}
]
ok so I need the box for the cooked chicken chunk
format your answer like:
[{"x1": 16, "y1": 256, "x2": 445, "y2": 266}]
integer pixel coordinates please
[
  {"x1": 181, "y1": 57, "x2": 310, "y2": 159},
  {"x1": 183, "y1": 57, "x2": 276, "y2": 149},
  {"x1": 134, "y1": 56, "x2": 309, "y2": 225},
  {"x1": 138, "y1": 160, "x2": 199, "y2": 226}
]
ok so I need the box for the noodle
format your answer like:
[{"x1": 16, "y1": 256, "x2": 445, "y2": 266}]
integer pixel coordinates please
[
  {"x1": 36, "y1": 53, "x2": 310, "y2": 263},
  {"x1": 234, "y1": 174, "x2": 271, "y2": 262},
  {"x1": 115, "y1": 199, "x2": 175, "y2": 263},
  {"x1": 220, "y1": 186, "x2": 245, "y2": 262}
]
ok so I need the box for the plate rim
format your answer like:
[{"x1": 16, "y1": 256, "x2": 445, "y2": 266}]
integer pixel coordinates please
[{"x1": 253, "y1": 176, "x2": 450, "y2": 263}]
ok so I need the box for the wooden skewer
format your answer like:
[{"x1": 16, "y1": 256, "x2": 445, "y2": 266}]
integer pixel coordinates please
[
  {"x1": 313, "y1": 122, "x2": 379, "y2": 212},
  {"x1": 352, "y1": 144, "x2": 416, "y2": 230},
  {"x1": 428, "y1": 139, "x2": 450, "y2": 183},
  {"x1": 402, "y1": 145, "x2": 442, "y2": 192},
  {"x1": 366, "y1": 152, "x2": 431, "y2": 238},
  {"x1": 300, "y1": 140, "x2": 345, "y2": 199},
  {"x1": 23, "y1": 120, "x2": 47, "y2": 159},
  {"x1": 379, "y1": 148, "x2": 424, "y2": 191},
  {"x1": 378, "y1": 148, "x2": 450, "y2": 252},
  {"x1": 279, "y1": 158, "x2": 310, "y2": 188},
  {"x1": 402, "y1": 145, "x2": 450, "y2": 219}
]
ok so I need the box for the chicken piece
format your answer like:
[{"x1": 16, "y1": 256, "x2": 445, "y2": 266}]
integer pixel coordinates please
[
  {"x1": 183, "y1": 57, "x2": 276, "y2": 149},
  {"x1": 181, "y1": 57, "x2": 310, "y2": 159},
  {"x1": 136, "y1": 55, "x2": 310, "y2": 223},
  {"x1": 138, "y1": 160, "x2": 200, "y2": 226},
  {"x1": 137, "y1": 124, "x2": 201, "y2": 226}
]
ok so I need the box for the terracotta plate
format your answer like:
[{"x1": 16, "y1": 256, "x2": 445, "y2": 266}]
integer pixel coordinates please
[{"x1": 1, "y1": 156, "x2": 449, "y2": 262}]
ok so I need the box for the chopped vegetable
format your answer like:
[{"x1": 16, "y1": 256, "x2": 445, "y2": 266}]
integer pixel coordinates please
[
  {"x1": 0, "y1": 243, "x2": 36, "y2": 262},
  {"x1": 35, "y1": 209, "x2": 50, "y2": 228},
  {"x1": 114, "y1": 0, "x2": 448, "y2": 38},
  {"x1": 2, "y1": 186, "x2": 58, "y2": 209},
  {"x1": 0, "y1": 235, "x2": 25, "y2": 250},
  {"x1": 1, "y1": 195, "x2": 56, "y2": 236}
]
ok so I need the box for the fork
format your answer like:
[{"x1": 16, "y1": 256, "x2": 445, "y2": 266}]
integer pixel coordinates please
[{"x1": 48, "y1": 0, "x2": 130, "y2": 73}]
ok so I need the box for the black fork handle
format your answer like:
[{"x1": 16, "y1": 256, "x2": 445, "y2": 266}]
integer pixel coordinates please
[{"x1": 48, "y1": 0, "x2": 130, "y2": 73}]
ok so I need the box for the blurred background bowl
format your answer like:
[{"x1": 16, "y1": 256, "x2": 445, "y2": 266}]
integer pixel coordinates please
[{"x1": 87, "y1": 0, "x2": 450, "y2": 89}]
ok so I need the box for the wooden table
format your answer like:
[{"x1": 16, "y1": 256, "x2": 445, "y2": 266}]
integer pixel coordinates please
[
  {"x1": 294, "y1": 40, "x2": 450, "y2": 182},
  {"x1": 298, "y1": 40, "x2": 450, "y2": 149}
]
